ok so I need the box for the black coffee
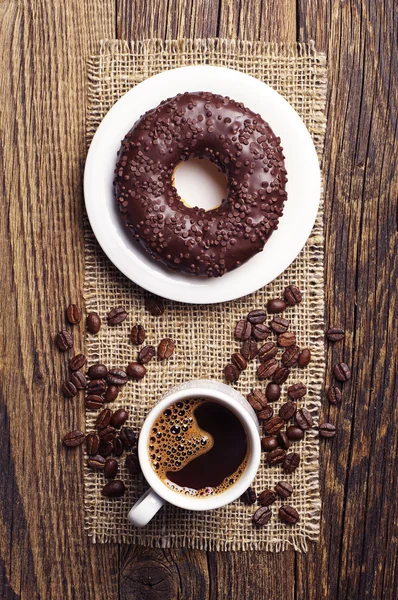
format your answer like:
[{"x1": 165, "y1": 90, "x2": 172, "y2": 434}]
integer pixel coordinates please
[{"x1": 148, "y1": 398, "x2": 249, "y2": 496}]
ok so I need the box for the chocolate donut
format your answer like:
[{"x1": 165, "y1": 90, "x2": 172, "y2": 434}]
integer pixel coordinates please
[{"x1": 114, "y1": 91, "x2": 287, "y2": 277}]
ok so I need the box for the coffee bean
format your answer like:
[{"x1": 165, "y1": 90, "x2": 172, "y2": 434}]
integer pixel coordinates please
[
  {"x1": 270, "y1": 317, "x2": 289, "y2": 334},
  {"x1": 296, "y1": 407, "x2": 314, "y2": 430},
  {"x1": 110, "y1": 408, "x2": 129, "y2": 428},
  {"x1": 138, "y1": 345, "x2": 156, "y2": 365},
  {"x1": 283, "y1": 285, "x2": 302, "y2": 306},
  {"x1": 241, "y1": 487, "x2": 257, "y2": 504},
  {"x1": 275, "y1": 481, "x2": 293, "y2": 499},
  {"x1": 265, "y1": 382, "x2": 281, "y2": 402},
  {"x1": 107, "y1": 307, "x2": 128, "y2": 326},
  {"x1": 257, "y1": 359, "x2": 278, "y2": 380},
  {"x1": 266, "y1": 298, "x2": 287, "y2": 314},
  {"x1": 257, "y1": 405, "x2": 274, "y2": 421},
  {"x1": 224, "y1": 364, "x2": 240, "y2": 383},
  {"x1": 279, "y1": 401, "x2": 297, "y2": 421},
  {"x1": 63, "y1": 430, "x2": 85, "y2": 447},
  {"x1": 66, "y1": 304, "x2": 82, "y2": 325},
  {"x1": 333, "y1": 362, "x2": 351, "y2": 382},
  {"x1": 258, "y1": 489, "x2": 277, "y2": 506},
  {"x1": 87, "y1": 379, "x2": 107, "y2": 395},
  {"x1": 326, "y1": 327, "x2": 345, "y2": 342},
  {"x1": 104, "y1": 458, "x2": 119, "y2": 479},
  {"x1": 98, "y1": 426, "x2": 117, "y2": 443},
  {"x1": 62, "y1": 379, "x2": 78, "y2": 398},
  {"x1": 231, "y1": 352, "x2": 247, "y2": 371},
  {"x1": 319, "y1": 423, "x2": 336, "y2": 438},
  {"x1": 87, "y1": 363, "x2": 108, "y2": 379},
  {"x1": 56, "y1": 330, "x2": 73, "y2": 352},
  {"x1": 107, "y1": 369, "x2": 128, "y2": 386},
  {"x1": 98, "y1": 440, "x2": 114, "y2": 457},
  {"x1": 258, "y1": 341, "x2": 277, "y2": 362},
  {"x1": 286, "y1": 426, "x2": 304, "y2": 441},
  {"x1": 282, "y1": 345, "x2": 300, "y2": 367},
  {"x1": 277, "y1": 331, "x2": 296, "y2": 347},
  {"x1": 69, "y1": 353, "x2": 87, "y2": 371},
  {"x1": 157, "y1": 338, "x2": 175, "y2": 360},
  {"x1": 126, "y1": 362, "x2": 147, "y2": 380},
  {"x1": 125, "y1": 452, "x2": 141, "y2": 474},
  {"x1": 234, "y1": 319, "x2": 252, "y2": 340},
  {"x1": 113, "y1": 436, "x2": 124, "y2": 457},
  {"x1": 130, "y1": 324, "x2": 146, "y2": 345},
  {"x1": 86, "y1": 432, "x2": 100, "y2": 456},
  {"x1": 272, "y1": 367, "x2": 290, "y2": 384},
  {"x1": 263, "y1": 416, "x2": 285, "y2": 435},
  {"x1": 119, "y1": 427, "x2": 136, "y2": 448},
  {"x1": 277, "y1": 431, "x2": 290, "y2": 450},
  {"x1": 87, "y1": 455, "x2": 106, "y2": 470},
  {"x1": 101, "y1": 480, "x2": 126, "y2": 498},
  {"x1": 247, "y1": 309, "x2": 267, "y2": 324},
  {"x1": 327, "y1": 385, "x2": 342, "y2": 405},
  {"x1": 96, "y1": 408, "x2": 113, "y2": 429},
  {"x1": 267, "y1": 448, "x2": 287, "y2": 465},
  {"x1": 279, "y1": 505, "x2": 299, "y2": 524},
  {"x1": 287, "y1": 382, "x2": 307, "y2": 400},
  {"x1": 298, "y1": 348, "x2": 311, "y2": 367},
  {"x1": 70, "y1": 370, "x2": 87, "y2": 390},
  {"x1": 145, "y1": 296, "x2": 164, "y2": 316},
  {"x1": 104, "y1": 385, "x2": 119, "y2": 403},
  {"x1": 252, "y1": 506, "x2": 272, "y2": 527},
  {"x1": 247, "y1": 389, "x2": 268, "y2": 412},
  {"x1": 283, "y1": 452, "x2": 300, "y2": 473},
  {"x1": 261, "y1": 436, "x2": 279, "y2": 452},
  {"x1": 86, "y1": 312, "x2": 101, "y2": 334},
  {"x1": 241, "y1": 339, "x2": 258, "y2": 360},
  {"x1": 252, "y1": 323, "x2": 271, "y2": 341},
  {"x1": 85, "y1": 395, "x2": 104, "y2": 410}
]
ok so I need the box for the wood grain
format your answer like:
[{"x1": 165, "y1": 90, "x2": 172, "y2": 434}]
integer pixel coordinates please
[{"x1": 0, "y1": 0, "x2": 397, "y2": 599}]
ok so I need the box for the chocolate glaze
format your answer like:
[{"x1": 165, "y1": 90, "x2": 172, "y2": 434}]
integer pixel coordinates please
[{"x1": 114, "y1": 91, "x2": 287, "y2": 277}]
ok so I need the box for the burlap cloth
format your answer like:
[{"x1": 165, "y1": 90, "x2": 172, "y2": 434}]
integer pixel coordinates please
[{"x1": 84, "y1": 39, "x2": 327, "y2": 551}]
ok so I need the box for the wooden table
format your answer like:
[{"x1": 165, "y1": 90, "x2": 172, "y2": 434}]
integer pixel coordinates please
[{"x1": 1, "y1": 1, "x2": 397, "y2": 598}]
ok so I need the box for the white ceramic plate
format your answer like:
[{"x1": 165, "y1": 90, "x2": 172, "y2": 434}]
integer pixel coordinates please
[{"x1": 84, "y1": 66, "x2": 321, "y2": 304}]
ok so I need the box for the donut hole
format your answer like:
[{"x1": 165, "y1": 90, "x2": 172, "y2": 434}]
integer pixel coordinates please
[{"x1": 173, "y1": 157, "x2": 228, "y2": 212}]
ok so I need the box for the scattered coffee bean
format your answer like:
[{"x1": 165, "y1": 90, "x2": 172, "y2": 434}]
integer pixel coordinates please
[
  {"x1": 98, "y1": 440, "x2": 114, "y2": 457},
  {"x1": 85, "y1": 395, "x2": 104, "y2": 410},
  {"x1": 87, "y1": 455, "x2": 106, "y2": 470},
  {"x1": 263, "y1": 416, "x2": 285, "y2": 435},
  {"x1": 326, "y1": 327, "x2": 345, "y2": 342},
  {"x1": 62, "y1": 380, "x2": 77, "y2": 398},
  {"x1": 125, "y1": 453, "x2": 141, "y2": 474},
  {"x1": 277, "y1": 331, "x2": 296, "y2": 347},
  {"x1": 86, "y1": 432, "x2": 100, "y2": 456},
  {"x1": 267, "y1": 448, "x2": 287, "y2": 465},
  {"x1": 257, "y1": 359, "x2": 278, "y2": 380},
  {"x1": 104, "y1": 385, "x2": 119, "y2": 403},
  {"x1": 275, "y1": 481, "x2": 293, "y2": 499},
  {"x1": 267, "y1": 298, "x2": 287, "y2": 314},
  {"x1": 234, "y1": 319, "x2": 252, "y2": 340},
  {"x1": 69, "y1": 353, "x2": 87, "y2": 371},
  {"x1": 63, "y1": 430, "x2": 85, "y2": 447},
  {"x1": 70, "y1": 370, "x2": 87, "y2": 390},
  {"x1": 157, "y1": 338, "x2": 175, "y2": 360},
  {"x1": 86, "y1": 312, "x2": 101, "y2": 334},
  {"x1": 126, "y1": 362, "x2": 147, "y2": 380},
  {"x1": 295, "y1": 408, "x2": 314, "y2": 431},
  {"x1": 224, "y1": 364, "x2": 240, "y2": 383},
  {"x1": 319, "y1": 423, "x2": 337, "y2": 438},
  {"x1": 257, "y1": 405, "x2": 274, "y2": 421},
  {"x1": 66, "y1": 304, "x2": 82, "y2": 325},
  {"x1": 333, "y1": 362, "x2": 351, "y2": 382},
  {"x1": 247, "y1": 309, "x2": 267, "y2": 324},
  {"x1": 241, "y1": 487, "x2": 257, "y2": 504},
  {"x1": 241, "y1": 339, "x2": 258, "y2": 360},
  {"x1": 272, "y1": 366, "x2": 290, "y2": 384},
  {"x1": 261, "y1": 436, "x2": 279, "y2": 452},
  {"x1": 231, "y1": 352, "x2": 247, "y2": 371},
  {"x1": 286, "y1": 425, "x2": 304, "y2": 441},
  {"x1": 87, "y1": 363, "x2": 108, "y2": 379},
  {"x1": 138, "y1": 345, "x2": 156, "y2": 365},
  {"x1": 252, "y1": 323, "x2": 271, "y2": 341},
  {"x1": 283, "y1": 285, "x2": 302, "y2": 306},
  {"x1": 258, "y1": 489, "x2": 277, "y2": 506},
  {"x1": 253, "y1": 506, "x2": 272, "y2": 527},
  {"x1": 279, "y1": 505, "x2": 299, "y2": 524},
  {"x1": 113, "y1": 437, "x2": 124, "y2": 457},
  {"x1": 130, "y1": 324, "x2": 146, "y2": 345},
  {"x1": 56, "y1": 330, "x2": 73, "y2": 352},
  {"x1": 102, "y1": 480, "x2": 126, "y2": 498},
  {"x1": 258, "y1": 341, "x2": 277, "y2": 362},
  {"x1": 270, "y1": 317, "x2": 289, "y2": 334},
  {"x1": 265, "y1": 382, "x2": 281, "y2": 402},
  {"x1": 96, "y1": 408, "x2": 113, "y2": 429},
  {"x1": 107, "y1": 307, "x2": 128, "y2": 326},
  {"x1": 107, "y1": 369, "x2": 128, "y2": 386},
  {"x1": 110, "y1": 408, "x2": 129, "y2": 428},
  {"x1": 327, "y1": 385, "x2": 342, "y2": 405},
  {"x1": 104, "y1": 458, "x2": 119, "y2": 479},
  {"x1": 281, "y1": 345, "x2": 300, "y2": 367},
  {"x1": 120, "y1": 427, "x2": 136, "y2": 448},
  {"x1": 283, "y1": 452, "x2": 300, "y2": 473},
  {"x1": 279, "y1": 401, "x2": 297, "y2": 421},
  {"x1": 98, "y1": 426, "x2": 117, "y2": 442},
  {"x1": 287, "y1": 382, "x2": 307, "y2": 400},
  {"x1": 298, "y1": 348, "x2": 311, "y2": 368},
  {"x1": 145, "y1": 296, "x2": 164, "y2": 316},
  {"x1": 87, "y1": 379, "x2": 107, "y2": 395},
  {"x1": 277, "y1": 431, "x2": 290, "y2": 450},
  {"x1": 247, "y1": 389, "x2": 268, "y2": 412}
]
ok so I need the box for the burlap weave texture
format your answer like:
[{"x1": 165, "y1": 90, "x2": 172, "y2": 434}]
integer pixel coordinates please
[{"x1": 85, "y1": 39, "x2": 327, "y2": 551}]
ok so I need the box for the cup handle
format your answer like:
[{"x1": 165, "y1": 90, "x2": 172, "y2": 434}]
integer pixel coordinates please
[{"x1": 128, "y1": 488, "x2": 165, "y2": 527}]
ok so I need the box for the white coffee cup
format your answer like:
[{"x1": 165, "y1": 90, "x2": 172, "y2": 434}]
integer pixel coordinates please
[{"x1": 128, "y1": 379, "x2": 261, "y2": 527}]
